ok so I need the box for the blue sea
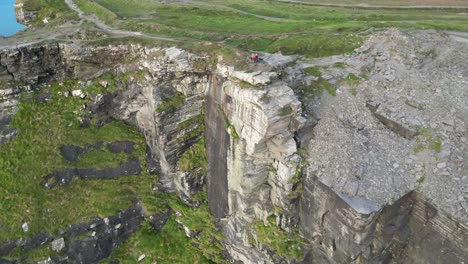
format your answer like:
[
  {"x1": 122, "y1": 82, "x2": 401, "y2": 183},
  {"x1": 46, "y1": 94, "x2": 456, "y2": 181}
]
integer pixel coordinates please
[{"x1": 0, "y1": 0, "x2": 26, "y2": 37}]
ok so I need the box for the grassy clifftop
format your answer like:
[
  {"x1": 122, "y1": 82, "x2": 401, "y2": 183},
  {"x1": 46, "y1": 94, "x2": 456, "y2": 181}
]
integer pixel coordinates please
[
  {"x1": 73, "y1": 0, "x2": 467, "y2": 56},
  {"x1": 17, "y1": 0, "x2": 468, "y2": 58}
]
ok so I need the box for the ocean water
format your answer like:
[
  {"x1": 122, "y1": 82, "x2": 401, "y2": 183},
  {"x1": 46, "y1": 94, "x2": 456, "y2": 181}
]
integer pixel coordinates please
[{"x1": 0, "y1": 0, "x2": 26, "y2": 37}]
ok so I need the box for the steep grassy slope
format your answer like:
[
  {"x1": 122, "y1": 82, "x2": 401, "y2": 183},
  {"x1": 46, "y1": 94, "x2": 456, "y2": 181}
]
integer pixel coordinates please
[{"x1": 0, "y1": 75, "x2": 221, "y2": 263}]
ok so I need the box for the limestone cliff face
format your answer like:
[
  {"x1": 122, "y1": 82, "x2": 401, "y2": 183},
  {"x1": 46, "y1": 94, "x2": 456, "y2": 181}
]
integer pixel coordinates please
[
  {"x1": 205, "y1": 66, "x2": 305, "y2": 263},
  {"x1": 112, "y1": 47, "x2": 209, "y2": 200},
  {"x1": 300, "y1": 179, "x2": 468, "y2": 263},
  {"x1": 1, "y1": 38, "x2": 467, "y2": 263}
]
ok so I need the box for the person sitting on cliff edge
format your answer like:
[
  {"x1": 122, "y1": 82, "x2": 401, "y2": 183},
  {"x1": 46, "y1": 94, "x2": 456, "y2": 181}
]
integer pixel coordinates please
[{"x1": 251, "y1": 53, "x2": 261, "y2": 63}]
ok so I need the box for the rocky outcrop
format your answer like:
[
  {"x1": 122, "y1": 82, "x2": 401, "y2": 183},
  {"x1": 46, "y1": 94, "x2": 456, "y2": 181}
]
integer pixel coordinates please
[
  {"x1": 204, "y1": 65, "x2": 305, "y2": 263},
  {"x1": 98, "y1": 47, "x2": 210, "y2": 200},
  {"x1": 0, "y1": 43, "x2": 139, "y2": 86},
  {"x1": 0, "y1": 201, "x2": 145, "y2": 263},
  {"x1": 300, "y1": 180, "x2": 468, "y2": 263},
  {"x1": 42, "y1": 157, "x2": 142, "y2": 188},
  {"x1": 0, "y1": 44, "x2": 208, "y2": 198},
  {"x1": 291, "y1": 28, "x2": 468, "y2": 263},
  {"x1": 14, "y1": 2, "x2": 36, "y2": 26},
  {"x1": 61, "y1": 141, "x2": 135, "y2": 162}
]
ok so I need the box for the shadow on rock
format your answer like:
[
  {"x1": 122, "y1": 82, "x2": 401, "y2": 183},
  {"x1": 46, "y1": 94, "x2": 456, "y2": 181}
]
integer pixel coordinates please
[
  {"x1": 61, "y1": 141, "x2": 135, "y2": 162},
  {"x1": 42, "y1": 157, "x2": 142, "y2": 188}
]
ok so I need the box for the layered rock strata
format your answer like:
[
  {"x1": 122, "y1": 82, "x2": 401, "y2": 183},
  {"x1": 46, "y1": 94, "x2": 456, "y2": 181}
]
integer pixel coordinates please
[
  {"x1": 206, "y1": 67, "x2": 305, "y2": 262},
  {"x1": 1, "y1": 29, "x2": 467, "y2": 263}
]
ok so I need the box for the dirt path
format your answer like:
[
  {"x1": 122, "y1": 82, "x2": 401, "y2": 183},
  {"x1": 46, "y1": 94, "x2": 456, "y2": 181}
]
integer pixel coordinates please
[
  {"x1": 447, "y1": 31, "x2": 468, "y2": 43},
  {"x1": 63, "y1": 0, "x2": 179, "y2": 42}
]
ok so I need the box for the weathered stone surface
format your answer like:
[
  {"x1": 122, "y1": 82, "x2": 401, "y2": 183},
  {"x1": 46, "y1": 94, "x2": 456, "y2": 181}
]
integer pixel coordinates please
[
  {"x1": 60, "y1": 141, "x2": 135, "y2": 162},
  {"x1": 148, "y1": 209, "x2": 172, "y2": 231},
  {"x1": 300, "y1": 177, "x2": 468, "y2": 263},
  {"x1": 0, "y1": 99, "x2": 19, "y2": 146},
  {"x1": 205, "y1": 76, "x2": 230, "y2": 219},
  {"x1": 14, "y1": 3, "x2": 36, "y2": 26},
  {"x1": 83, "y1": 47, "x2": 209, "y2": 199},
  {"x1": 0, "y1": 241, "x2": 15, "y2": 257},
  {"x1": 51, "y1": 238, "x2": 65, "y2": 252},
  {"x1": 42, "y1": 157, "x2": 142, "y2": 188},
  {"x1": 295, "y1": 28, "x2": 468, "y2": 263},
  {"x1": 67, "y1": 201, "x2": 144, "y2": 263},
  {"x1": 205, "y1": 67, "x2": 305, "y2": 262},
  {"x1": 301, "y1": 28, "x2": 468, "y2": 224},
  {"x1": 0, "y1": 259, "x2": 14, "y2": 264},
  {"x1": 0, "y1": 202, "x2": 145, "y2": 263}
]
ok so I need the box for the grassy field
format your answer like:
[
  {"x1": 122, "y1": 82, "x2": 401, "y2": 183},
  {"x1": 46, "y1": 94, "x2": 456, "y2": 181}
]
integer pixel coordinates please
[
  {"x1": 18, "y1": 0, "x2": 78, "y2": 25},
  {"x1": 67, "y1": 0, "x2": 468, "y2": 58},
  {"x1": 297, "y1": 0, "x2": 468, "y2": 6}
]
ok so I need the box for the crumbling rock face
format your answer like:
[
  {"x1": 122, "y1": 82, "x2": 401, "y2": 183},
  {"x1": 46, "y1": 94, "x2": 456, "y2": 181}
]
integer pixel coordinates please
[
  {"x1": 100, "y1": 47, "x2": 210, "y2": 199},
  {"x1": 205, "y1": 65, "x2": 305, "y2": 263},
  {"x1": 301, "y1": 179, "x2": 468, "y2": 263},
  {"x1": 294, "y1": 28, "x2": 468, "y2": 263},
  {"x1": 0, "y1": 201, "x2": 145, "y2": 263},
  {"x1": 42, "y1": 157, "x2": 142, "y2": 188},
  {"x1": 0, "y1": 43, "x2": 135, "y2": 85}
]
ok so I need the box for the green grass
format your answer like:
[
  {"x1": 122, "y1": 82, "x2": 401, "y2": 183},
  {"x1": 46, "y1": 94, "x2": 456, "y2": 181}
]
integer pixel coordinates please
[
  {"x1": 304, "y1": 67, "x2": 322, "y2": 77},
  {"x1": 278, "y1": 105, "x2": 293, "y2": 116},
  {"x1": 1, "y1": 103, "x2": 146, "y2": 243},
  {"x1": 75, "y1": 0, "x2": 118, "y2": 24},
  {"x1": 251, "y1": 216, "x2": 305, "y2": 261},
  {"x1": 107, "y1": 220, "x2": 210, "y2": 264},
  {"x1": 68, "y1": 0, "x2": 468, "y2": 59},
  {"x1": 66, "y1": 0, "x2": 468, "y2": 57},
  {"x1": 227, "y1": 33, "x2": 363, "y2": 58},
  {"x1": 75, "y1": 147, "x2": 130, "y2": 169},
  {"x1": 178, "y1": 138, "x2": 208, "y2": 178},
  {"x1": 312, "y1": 77, "x2": 336, "y2": 96},
  {"x1": 107, "y1": 189, "x2": 224, "y2": 263},
  {"x1": 20, "y1": 0, "x2": 78, "y2": 25},
  {"x1": 340, "y1": 73, "x2": 362, "y2": 86},
  {"x1": 109, "y1": 189, "x2": 224, "y2": 263},
  {"x1": 413, "y1": 128, "x2": 443, "y2": 154},
  {"x1": 155, "y1": 92, "x2": 186, "y2": 113},
  {"x1": 0, "y1": 77, "x2": 222, "y2": 262},
  {"x1": 0, "y1": 80, "x2": 147, "y2": 241},
  {"x1": 429, "y1": 139, "x2": 442, "y2": 153},
  {"x1": 20, "y1": 0, "x2": 468, "y2": 54}
]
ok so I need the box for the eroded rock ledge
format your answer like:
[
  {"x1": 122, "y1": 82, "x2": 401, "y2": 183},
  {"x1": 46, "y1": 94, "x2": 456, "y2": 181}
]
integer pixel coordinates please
[{"x1": 0, "y1": 29, "x2": 467, "y2": 263}]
